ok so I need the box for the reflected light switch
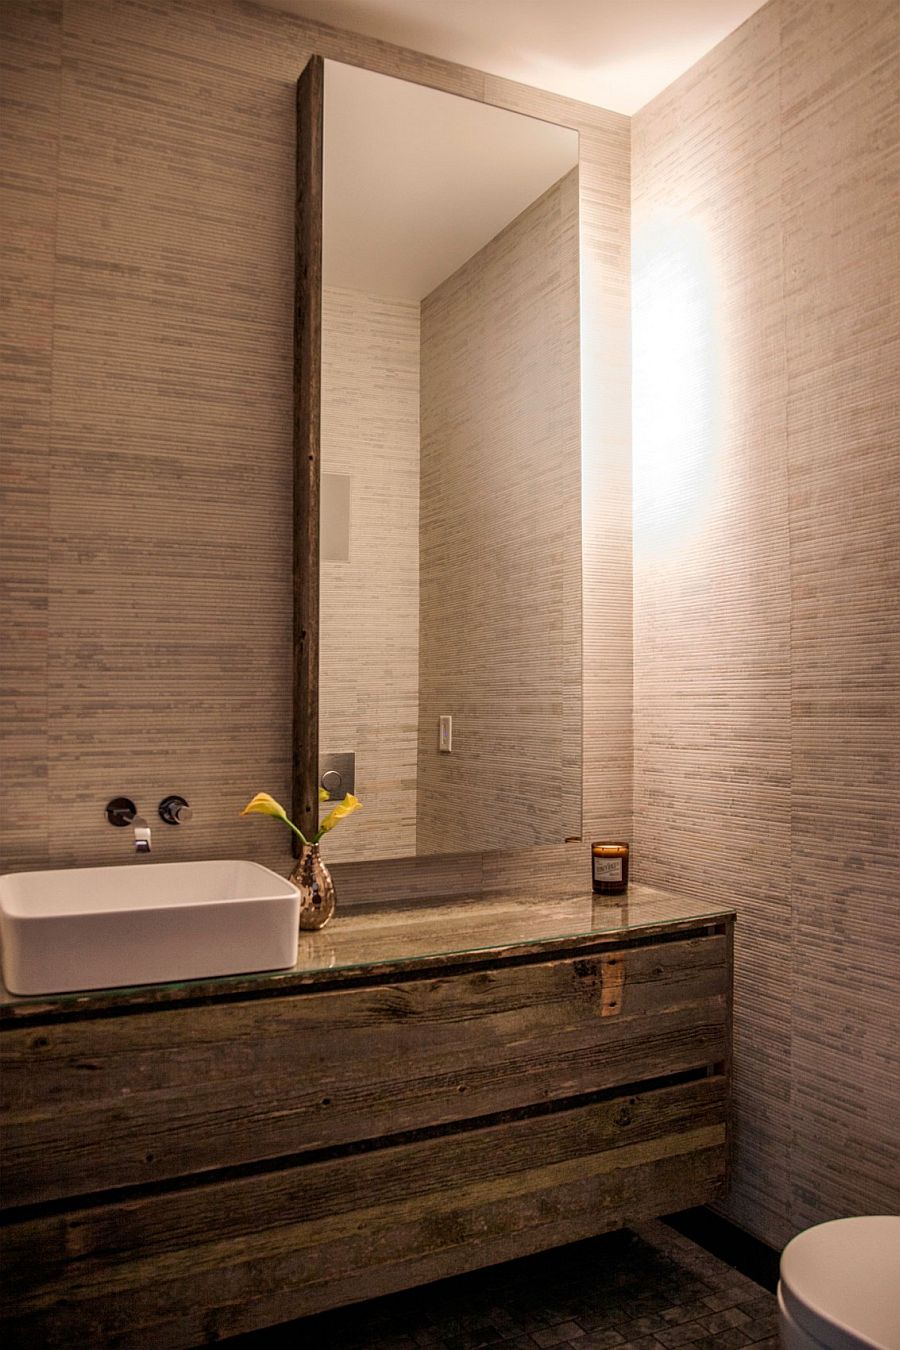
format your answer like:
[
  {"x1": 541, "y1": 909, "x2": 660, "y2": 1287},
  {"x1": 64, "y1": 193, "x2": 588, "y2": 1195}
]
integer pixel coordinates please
[
  {"x1": 321, "y1": 473, "x2": 350, "y2": 562},
  {"x1": 439, "y1": 715, "x2": 452, "y2": 752}
]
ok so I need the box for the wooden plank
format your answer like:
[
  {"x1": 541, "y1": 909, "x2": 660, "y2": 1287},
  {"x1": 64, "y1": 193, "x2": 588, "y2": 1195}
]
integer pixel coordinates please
[
  {"x1": 1, "y1": 936, "x2": 728, "y2": 1205},
  {"x1": 3, "y1": 1153, "x2": 723, "y2": 1350},
  {"x1": 0, "y1": 892, "x2": 735, "y2": 1024},
  {"x1": 293, "y1": 55, "x2": 323, "y2": 853},
  {"x1": 600, "y1": 952, "x2": 625, "y2": 1015},
  {"x1": 1, "y1": 1077, "x2": 727, "y2": 1349},
  {"x1": 300, "y1": 22, "x2": 486, "y2": 104}
]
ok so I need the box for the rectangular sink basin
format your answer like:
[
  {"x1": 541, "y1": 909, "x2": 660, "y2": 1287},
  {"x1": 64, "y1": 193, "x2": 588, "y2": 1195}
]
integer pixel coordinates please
[{"x1": 0, "y1": 860, "x2": 300, "y2": 996}]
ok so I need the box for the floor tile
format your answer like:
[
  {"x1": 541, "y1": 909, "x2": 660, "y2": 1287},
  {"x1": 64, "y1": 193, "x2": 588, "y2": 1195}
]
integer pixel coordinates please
[{"x1": 222, "y1": 1220, "x2": 776, "y2": 1349}]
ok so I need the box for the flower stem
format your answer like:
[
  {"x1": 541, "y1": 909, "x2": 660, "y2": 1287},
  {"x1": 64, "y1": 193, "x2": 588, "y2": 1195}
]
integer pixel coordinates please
[{"x1": 283, "y1": 817, "x2": 311, "y2": 848}]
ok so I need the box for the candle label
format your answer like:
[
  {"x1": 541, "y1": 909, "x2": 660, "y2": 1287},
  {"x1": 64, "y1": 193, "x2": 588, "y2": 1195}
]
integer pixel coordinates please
[{"x1": 594, "y1": 857, "x2": 623, "y2": 882}]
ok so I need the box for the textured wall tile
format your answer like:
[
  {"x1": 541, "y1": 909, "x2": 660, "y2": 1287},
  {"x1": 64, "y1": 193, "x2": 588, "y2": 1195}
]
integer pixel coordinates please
[
  {"x1": 418, "y1": 170, "x2": 582, "y2": 855},
  {"x1": 633, "y1": 1, "x2": 794, "y2": 1246},
  {"x1": 42, "y1": 1, "x2": 295, "y2": 869},
  {"x1": 0, "y1": 0, "x2": 631, "y2": 891},
  {"x1": 329, "y1": 849, "x2": 483, "y2": 905},
  {"x1": 780, "y1": 0, "x2": 900, "y2": 1228},
  {"x1": 578, "y1": 121, "x2": 633, "y2": 847},
  {"x1": 633, "y1": 0, "x2": 899, "y2": 1244},
  {"x1": 0, "y1": 0, "x2": 62, "y2": 865},
  {"x1": 320, "y1": 287, "x2": 420, "y2": 863}
]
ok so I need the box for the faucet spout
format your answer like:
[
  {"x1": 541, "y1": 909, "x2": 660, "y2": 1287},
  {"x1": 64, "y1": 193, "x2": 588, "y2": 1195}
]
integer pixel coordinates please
[{"x1": 133, "y1": 814, "x2": 152, "y2": 853}]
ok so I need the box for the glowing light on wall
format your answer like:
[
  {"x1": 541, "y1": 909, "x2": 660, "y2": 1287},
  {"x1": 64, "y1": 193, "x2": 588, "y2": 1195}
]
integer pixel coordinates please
[{"x1": 632, "y1": 213, "x2": 722, "y2": 556}]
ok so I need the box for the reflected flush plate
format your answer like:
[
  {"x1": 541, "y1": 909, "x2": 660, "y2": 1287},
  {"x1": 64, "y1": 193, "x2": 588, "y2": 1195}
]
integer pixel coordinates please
[{"x1": 0, "y1": 860, "x2": 300, "y2": 996}]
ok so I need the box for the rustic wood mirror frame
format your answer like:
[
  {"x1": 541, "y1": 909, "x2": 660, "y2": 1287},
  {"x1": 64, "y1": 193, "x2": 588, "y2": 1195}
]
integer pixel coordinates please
[{"x1": 293, "y1": 55, "x2": 323, "y2": 855}]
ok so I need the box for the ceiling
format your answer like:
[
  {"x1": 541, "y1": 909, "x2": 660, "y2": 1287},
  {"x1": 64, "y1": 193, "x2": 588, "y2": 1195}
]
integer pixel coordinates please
[
  {"x1": 324, "y1": 61, "x2": 578, "y2": 299},
  {"x1": 269, "y1": 0, "x2": 769, "y2": 116}
]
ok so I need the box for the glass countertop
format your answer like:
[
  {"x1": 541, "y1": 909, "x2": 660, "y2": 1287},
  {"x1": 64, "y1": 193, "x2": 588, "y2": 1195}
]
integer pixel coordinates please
[{"x1": 0, "y1": 882, "x2": 733, "y2": 1021}]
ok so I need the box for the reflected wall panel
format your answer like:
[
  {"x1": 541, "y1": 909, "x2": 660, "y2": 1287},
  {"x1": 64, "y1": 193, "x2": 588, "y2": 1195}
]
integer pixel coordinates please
[
  {"x1": 320, "y1": 287, "x2": 420, "y2": 863},
  {"x1": 418, "y1": 170, "x2": 581, "y2": 855}
]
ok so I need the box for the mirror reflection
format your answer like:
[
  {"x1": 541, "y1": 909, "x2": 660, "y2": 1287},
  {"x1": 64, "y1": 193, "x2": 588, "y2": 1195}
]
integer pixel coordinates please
[{"x1": 319, "y1": 61, "x2": 581, "y2": 862}]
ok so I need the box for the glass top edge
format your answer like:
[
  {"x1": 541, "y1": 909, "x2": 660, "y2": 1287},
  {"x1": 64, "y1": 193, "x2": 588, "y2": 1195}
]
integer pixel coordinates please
[{"x1": 0, "y1": 890, "x2": 734, "y2": 1013}]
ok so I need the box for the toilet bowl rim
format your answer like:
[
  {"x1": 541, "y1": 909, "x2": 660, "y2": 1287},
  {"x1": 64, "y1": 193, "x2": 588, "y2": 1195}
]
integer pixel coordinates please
[
  {"x1": 779, "y1": 1216, "x2": 900, "y2": 1350},
  {"x1": 779, "y1": 1277, "x2": 880, "y2": 1350}
]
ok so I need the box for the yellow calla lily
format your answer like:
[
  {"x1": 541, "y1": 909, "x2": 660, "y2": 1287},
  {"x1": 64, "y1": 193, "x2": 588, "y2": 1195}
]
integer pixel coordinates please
[
  {"x1": 241, "y1": 788, "x2": 362, "y2": 849},
  {"x1": 241, "y1": 791, "x2": 289, "y2": 821},
  {"x1": 317, "y1": 792, "x2": 362, "y2": 837},
  {"x1": 241, "y1": 791, "x2": 310, "y2": 846}
]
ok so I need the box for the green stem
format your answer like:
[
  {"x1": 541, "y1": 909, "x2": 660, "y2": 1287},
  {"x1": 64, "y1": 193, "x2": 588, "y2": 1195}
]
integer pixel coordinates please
[{"x1": 283, "y1": 817, "x2": 311, "y2": 848}]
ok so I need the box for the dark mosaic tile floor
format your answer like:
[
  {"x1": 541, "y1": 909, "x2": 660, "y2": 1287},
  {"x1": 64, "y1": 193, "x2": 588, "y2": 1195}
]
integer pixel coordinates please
[{"x1": 227, "y1": 1219, "x2": 778, "y2": 1350}]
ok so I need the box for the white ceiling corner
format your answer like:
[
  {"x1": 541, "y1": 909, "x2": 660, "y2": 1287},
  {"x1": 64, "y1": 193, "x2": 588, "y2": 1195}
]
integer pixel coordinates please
[
  {"x1": 324, "y1": 61, "x2": 578, "y2": 299},
  {"x1": 267, "y1": 0, "x2": 770, "y2": 116}
]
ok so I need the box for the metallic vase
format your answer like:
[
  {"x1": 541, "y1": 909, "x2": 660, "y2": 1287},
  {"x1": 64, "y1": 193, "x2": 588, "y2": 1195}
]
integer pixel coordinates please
[{"x1": 290, "y1": 843, "x2": 337, "y2": 931}]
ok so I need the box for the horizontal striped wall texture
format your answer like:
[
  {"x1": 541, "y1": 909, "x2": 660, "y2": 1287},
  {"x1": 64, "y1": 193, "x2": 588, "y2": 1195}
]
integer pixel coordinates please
[
  {"x1": 632, "y1": 0, "x2": 900, "y2": 1246},
  {"x1": 0, "y1": 0, "x2": 631, "y2": 895},
  {"x1": 2, "y1": 0, "x2": 896, "y2": 1263},
  {"x1": 319, "y1": 286, "x2": 420, "y2": 864},
  {"x1": 418, "y1": 169, "x2": 581, "y2": 857}
]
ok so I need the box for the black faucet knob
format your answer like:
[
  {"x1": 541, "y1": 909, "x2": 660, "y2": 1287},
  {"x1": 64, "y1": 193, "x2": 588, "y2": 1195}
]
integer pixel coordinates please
[{"x1": 106, "y1": 797, "x2": 137, "y2": 827}]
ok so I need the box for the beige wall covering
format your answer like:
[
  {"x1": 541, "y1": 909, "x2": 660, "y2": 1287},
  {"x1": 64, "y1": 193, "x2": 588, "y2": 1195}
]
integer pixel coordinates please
[
  {"x1": 0, "y1": 0, "x2": 631, "y2": 894},
  {"x1": 319, "y1": 286, "x2": 420, "y2": 862},
  {"x1": 321, "y1": 175, "x2": 580, "y2": 864},
  {"x1": 418, "y1": 169, "x2": 581, "y2": 855},
  {"x1": 2, "y1": 0, "x2": 896, "y2": 1254},
  {"x1": 633, "y1": 0, "x2": 899, "y2": 1247},
  {"x1": 1, "y1": 0, "x2": 896, "y2": 1263}
]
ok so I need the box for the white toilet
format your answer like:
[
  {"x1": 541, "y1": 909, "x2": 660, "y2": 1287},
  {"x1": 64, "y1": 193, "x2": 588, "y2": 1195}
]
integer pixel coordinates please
[{"x1": 778, "y1": 1216, "x2": 900, "y2": 1349}]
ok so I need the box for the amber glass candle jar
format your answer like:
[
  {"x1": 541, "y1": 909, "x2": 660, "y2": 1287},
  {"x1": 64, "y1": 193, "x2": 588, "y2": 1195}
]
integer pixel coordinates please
[{"x1": 591, "y1": 842, "x2": 629, "y2": 895}]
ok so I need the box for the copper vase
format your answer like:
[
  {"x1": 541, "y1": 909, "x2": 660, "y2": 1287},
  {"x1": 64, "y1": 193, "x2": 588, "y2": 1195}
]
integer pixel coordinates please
[{"x1": 290, "y1": 843, "x2": 336, "y2": 931}]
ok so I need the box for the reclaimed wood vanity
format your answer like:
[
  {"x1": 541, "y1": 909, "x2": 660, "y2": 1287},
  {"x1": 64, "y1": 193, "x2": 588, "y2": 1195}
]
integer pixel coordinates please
[{"x1": 0, "y1": 884, "x2": 734, "y2": 1347}]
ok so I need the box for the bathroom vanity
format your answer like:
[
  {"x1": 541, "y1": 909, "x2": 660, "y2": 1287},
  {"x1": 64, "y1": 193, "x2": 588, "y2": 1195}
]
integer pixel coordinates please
[{"x1": 0, "y1": 884, "x2": 733, "y2": 1348}]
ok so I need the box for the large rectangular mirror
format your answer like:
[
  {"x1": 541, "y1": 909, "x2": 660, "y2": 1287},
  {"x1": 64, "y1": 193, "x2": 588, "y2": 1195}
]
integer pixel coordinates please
[{"x1": 296, "y1": 58, "x2": 582, "y2": 863}]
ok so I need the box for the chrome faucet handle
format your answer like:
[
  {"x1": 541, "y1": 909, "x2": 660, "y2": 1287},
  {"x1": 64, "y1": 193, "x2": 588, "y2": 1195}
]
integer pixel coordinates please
[
  {"x1": 132, "y1": 815, "x2": 152, "y2": 853},
  {"x1": 159, "y1": 795, "x2": 192, "y2": 826},
  {"x1": 104, "y1": 798, "x2": 152, "y2": 853}
]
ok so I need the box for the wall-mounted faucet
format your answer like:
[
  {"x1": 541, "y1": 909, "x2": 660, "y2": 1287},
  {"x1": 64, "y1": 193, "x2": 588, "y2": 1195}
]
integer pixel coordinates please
[
  {"x1": 105, "y1": 797, "x2": 152, "y2": 854},
  {"x1": 132, "y1": 815, "x2": 152, "y2": 853}
]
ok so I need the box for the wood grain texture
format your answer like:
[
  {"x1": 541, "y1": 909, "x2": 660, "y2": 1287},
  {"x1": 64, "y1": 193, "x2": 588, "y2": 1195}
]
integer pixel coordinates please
[
  {"x1": 0, "y1": 881, "x2": 735, "y2": 1017},
  {"x1": 2, "y1": 931, "x2": 728, "y2": 1205},
  {"x1": 417, "y1": 169, "x2": 581, "y2": 854},
  {"x1": 632, "y1": 0, "x2": 899, "y2": 1245},
  {"x1": 0, "y1": 0, "x2": 632, "y2": 887},
  {"x1": 0, "y1": 904, "x2": 730, "y2": 1346},
  {"x1": 293, "y1": 55, "x2": 323, "y2": 850},
  {"x1": 1, "y1": 1080, "x2": 726, "y2": 1349}
]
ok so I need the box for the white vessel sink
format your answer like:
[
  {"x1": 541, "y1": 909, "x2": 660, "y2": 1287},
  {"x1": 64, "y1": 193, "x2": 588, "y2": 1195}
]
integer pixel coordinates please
[{"x1": 0, "y1": 860, "x2": 300, "y2": 996}]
